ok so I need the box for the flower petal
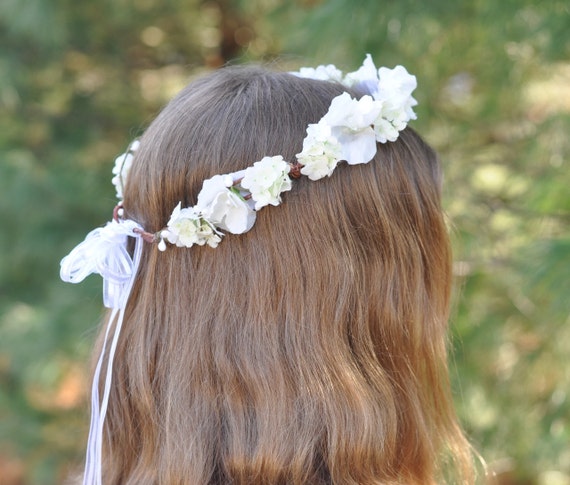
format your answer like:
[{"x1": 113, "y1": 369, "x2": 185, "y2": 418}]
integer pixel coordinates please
[
  {"x1": 291, "y1": 64, "x2": 343, "y2": 82},
  {"x1": 333, "y1": 126, "x2": 377, "y2": 165},
  {"x1": 343, "y1": 53, "x2": 379, "y2": 94},
  {"x1": 206, "y1": 190, "x2": 256, "y2": 234}
]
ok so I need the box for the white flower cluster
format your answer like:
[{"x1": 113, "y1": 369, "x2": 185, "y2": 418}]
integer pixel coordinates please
[
  {"x1": 241, "y1": 156, "x2": 292, "y2": 210},
  {"x1": 297, "y1": 124, "x2": 342, "y2": 180},
  {"x1": 156, "y1": 156, "x2": 292, "y2": 250},
  {"x1": 111, "y1": 140, "x2": 140, "y2": 200},
  {"x1": 294, "y1": 54, "x2": 417, "y2": 179},
  {"x1": 113, "y1": 55, "x2": 418, "y2": 250},
  {"x1": 162, "y1": 203, "x2": 222, "y2": 249}
]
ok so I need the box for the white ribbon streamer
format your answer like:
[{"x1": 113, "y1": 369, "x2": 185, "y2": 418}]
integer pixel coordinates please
[{"x1": 60, "y1": 219, "x2": 144, "y2": 485}]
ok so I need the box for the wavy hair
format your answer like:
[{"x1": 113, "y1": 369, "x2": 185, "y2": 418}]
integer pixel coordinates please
[{"x1": 93, "y1": 66, "x2": 474, "y2": 484}]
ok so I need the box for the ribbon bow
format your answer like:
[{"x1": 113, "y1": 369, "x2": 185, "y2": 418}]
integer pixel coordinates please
[{"x1": 60, "y1": 219, "x2": 143, "y2": 309}]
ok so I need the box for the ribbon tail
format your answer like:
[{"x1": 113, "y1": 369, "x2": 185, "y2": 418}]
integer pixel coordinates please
[
  {"x1": 83, "y1": 306, "x2": 118, "y2": 485},
  {"x1": 82, "y1": 235, "x2": 144, "y2": 485}
]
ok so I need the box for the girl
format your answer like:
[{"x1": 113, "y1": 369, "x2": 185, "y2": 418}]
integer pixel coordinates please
[{"x1": 62, "y1": 56, "x2": 475, "y2": 484}]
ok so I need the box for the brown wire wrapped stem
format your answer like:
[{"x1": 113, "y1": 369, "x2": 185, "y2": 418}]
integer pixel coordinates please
[
  {"x1": 288, "y1": 162, "x2": 303, "y2": 179},
  {"x1": 132, "y1": 227, "x2": 159, "y2": 244},
  {"x1": 115, "y1": 203, "x2": 160, "y2": 244}
]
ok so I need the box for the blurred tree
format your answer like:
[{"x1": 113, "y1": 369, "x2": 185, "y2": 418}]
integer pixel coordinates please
[{"x1": 1, "y1": 0, "x2": 568, "y2": 483}]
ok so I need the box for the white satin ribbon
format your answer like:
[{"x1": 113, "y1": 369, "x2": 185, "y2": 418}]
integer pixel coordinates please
[{"x1": 60, "y1": 219, "x2": 144, "y2": 485}]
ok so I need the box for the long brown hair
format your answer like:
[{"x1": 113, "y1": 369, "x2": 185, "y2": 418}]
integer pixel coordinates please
[{"x1": 96, "y1": 66, "x2": 474, "y2": 484}]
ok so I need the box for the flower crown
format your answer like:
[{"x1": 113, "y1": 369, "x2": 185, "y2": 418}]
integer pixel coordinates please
[{"x1": 112, "y1": 54, "x2": 417, "y2": 251}]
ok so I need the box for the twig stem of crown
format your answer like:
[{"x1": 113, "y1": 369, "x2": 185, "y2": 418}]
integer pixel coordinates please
[{"x1": 112, "y1": 54, "x2": 418, "y2": 252}]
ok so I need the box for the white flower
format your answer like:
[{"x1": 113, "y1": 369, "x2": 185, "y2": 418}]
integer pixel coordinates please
[
  {"x1": 373, "y1": 117, "x2": 400, "y2": 143},
  {"x1": 377, "y1": 66, "x2": 417, "y2": 102},
  {"x1": 164, "y1": 202, "x2": 222, "y2": 248},
  {"x1": 111, "y1": 140, "x2": 140, "y2": 200},
  {"x1": 342, "y1": 53, "x2": 379, "y2": 94},
  {"x1": 196, "y1": 174, "x2": 256, "y2": 234},
  {"x1": 320, "y1": 93, "x2": 382, "y2": 165},
  {"x1": 343, "y1": 57, "x2": 418, "y2": 139},
  {"x1": 240, "y1": 156, "x2": 292, "y2": 210},
  {"x1": 376, "y1": 65, "x2": 418, "y2": 125},
  {"x1": 374, "y1": 117, "x2": 400, "y2": 143},
  {"x1": 343, "y1": 60, "x2": 418, "y2": 144},
  {"x1": 323, "y1": 93, "x2": 381, "y2": 130},
  {"x1": 297, "y1": 123, "x2": 342, "y2": 180},
  {"x1": 111, "y1": 153, "x2": 132, "y2": 200},
  {"x1": 292, "y1": 64, "x2": 343, "y2": 83}
]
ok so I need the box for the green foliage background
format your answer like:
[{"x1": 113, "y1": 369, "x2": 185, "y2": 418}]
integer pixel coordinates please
[{"x1": 1, "y1": 1, "x2": 568, "y2": 483}]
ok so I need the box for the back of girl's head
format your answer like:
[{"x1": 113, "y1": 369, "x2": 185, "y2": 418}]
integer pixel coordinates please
[{"x1": 102, "y1": 65, "x2": 473, "y2": 484}]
